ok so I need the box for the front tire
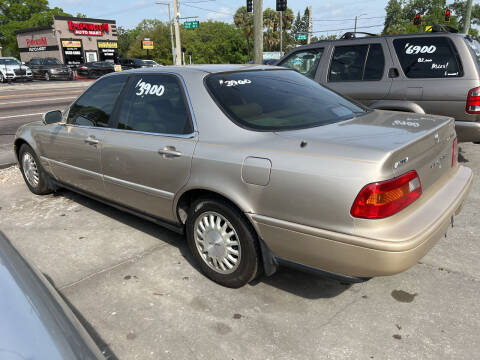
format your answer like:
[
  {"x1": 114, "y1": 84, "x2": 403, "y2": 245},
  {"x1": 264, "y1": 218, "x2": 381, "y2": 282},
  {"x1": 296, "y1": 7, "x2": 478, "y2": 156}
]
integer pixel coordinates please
[
  {"x1": 19, "y1": 144, "x2": 53, "y2": 195},
  {"x1": 186, "y1": 197, "x2": 261, "y2": 288}
]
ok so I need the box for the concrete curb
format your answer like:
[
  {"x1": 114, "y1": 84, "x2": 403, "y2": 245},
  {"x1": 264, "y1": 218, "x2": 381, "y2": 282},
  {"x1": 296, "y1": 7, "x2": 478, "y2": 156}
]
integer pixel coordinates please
[{"x1": 0, "y1": 162, "x2": 15, "y2": 170}]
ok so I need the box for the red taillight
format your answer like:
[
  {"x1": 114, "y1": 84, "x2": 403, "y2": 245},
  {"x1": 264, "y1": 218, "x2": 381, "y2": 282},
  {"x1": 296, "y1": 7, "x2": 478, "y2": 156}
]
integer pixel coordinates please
[
  {"x1": 452, "y1": 136, "x2": 458, "y2": 167},
  {"x1": 350, "y1": 171, "x2": 422, "y2": 219},
  {"x1": 79, "y1": 66, "x2": 87, "y2": 70},
  {"x1": 466, "y1": 86, "x2": 480, "y2": 114}
]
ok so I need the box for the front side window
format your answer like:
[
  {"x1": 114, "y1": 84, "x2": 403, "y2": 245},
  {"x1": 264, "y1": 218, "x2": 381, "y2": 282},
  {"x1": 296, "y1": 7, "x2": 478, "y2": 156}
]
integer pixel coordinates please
[
  {"x1": 329, "y1": 44, "x2": 385, "y2": 82},
  {"x1": 29, "y1": 59, "x2": 41, "y2": 65},
  {"x1": 393, "y1": 37, "x2": 463, "y2": 78},
  {"x1": 277, "y1": 48, "x2": 324, "y2": 79},
  {"x1": 205, "y1": 69, "x2": 367, "y2": 131},
  {"x1": 68, "y1": 75, "x2": 127, "y2": 127},
  {"x1": 116, "y1": 75, "x2": 193, "y2": 135}
]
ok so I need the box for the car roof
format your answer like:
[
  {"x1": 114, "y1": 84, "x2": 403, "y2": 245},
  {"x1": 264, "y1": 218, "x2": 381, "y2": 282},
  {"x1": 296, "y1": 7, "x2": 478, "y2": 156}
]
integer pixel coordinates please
[
  {"x1": 123, "y1": 64, "x2": 280, "y2": 75},
  {"x1": 287, "y1": 31, "x2": 467, "y2": 52}
]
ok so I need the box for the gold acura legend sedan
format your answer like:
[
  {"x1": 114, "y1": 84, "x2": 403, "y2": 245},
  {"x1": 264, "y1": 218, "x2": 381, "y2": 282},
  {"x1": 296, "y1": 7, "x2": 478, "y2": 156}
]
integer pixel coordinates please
[{"x1": 14, "y1": 65, "x2": 473, "y2": 287}]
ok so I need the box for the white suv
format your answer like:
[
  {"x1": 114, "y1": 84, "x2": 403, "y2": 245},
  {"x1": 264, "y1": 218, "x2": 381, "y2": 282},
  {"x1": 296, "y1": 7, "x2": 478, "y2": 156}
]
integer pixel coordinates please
[{"x1": 0, "y1": 57, "x2": 33, "y2": 82}]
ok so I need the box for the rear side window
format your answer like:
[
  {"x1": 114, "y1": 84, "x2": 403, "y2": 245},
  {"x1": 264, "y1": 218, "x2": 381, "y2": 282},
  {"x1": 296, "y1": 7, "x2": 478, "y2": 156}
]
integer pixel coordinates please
[
  {"x1": 329, "y1": 44, "x2": 385, "y2": 82},
  {"x1": 278, "y1": 48, "x2": 324, "y2": 79},
  {"x1": 205, "y1": 69, "x2": 367, "y2": 131},
  {"x1": 116, "y1": 75, "x2": 193, "y2": 135},
  {"x1": 68, "y1": 75, "x2": 127, "y2": 127},
  {"x1": 393, "y1": 37, "x2": 463, "y2": 78}
]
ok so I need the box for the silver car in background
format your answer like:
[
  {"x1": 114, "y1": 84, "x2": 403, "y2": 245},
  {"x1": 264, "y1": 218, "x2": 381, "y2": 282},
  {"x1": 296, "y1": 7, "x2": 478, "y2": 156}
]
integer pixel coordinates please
[
  {"x1": 278, "y1": 30, "x2": 480, "y2": 143},
  {"x1": 14, "y1": 65, "x2": 472, "y2": 287}
]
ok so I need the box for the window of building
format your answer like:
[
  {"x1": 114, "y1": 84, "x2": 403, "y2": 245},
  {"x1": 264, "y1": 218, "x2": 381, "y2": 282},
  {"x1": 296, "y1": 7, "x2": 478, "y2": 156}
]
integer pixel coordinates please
[{"x1": 116, "y1": 75, "x2": 193, "y2": 135}]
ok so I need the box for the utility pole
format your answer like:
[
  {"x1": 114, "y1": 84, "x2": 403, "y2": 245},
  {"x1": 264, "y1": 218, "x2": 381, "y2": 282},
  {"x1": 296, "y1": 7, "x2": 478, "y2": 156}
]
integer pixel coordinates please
[
  {"x1": 307, "y1": 5, "x2": 312, "y2": 44},
  {"x1": 173, "y1": 0, "x2": 182, "y2": 65},
  {"x1": 354, "y1": 15, "x2": 357, "y2": 32},
  {"x1": 463, "y1": 0, "x2": 473, "y2": 34},
  {"x1": 279, "y1": 11, "x2": 283, "y2": 56},
  {"x1": 156, "y1": 2, "x2": 176, "y2": 65},
  {"x1": 253, "y1": 0, "x2": 263, "y2": 64}
]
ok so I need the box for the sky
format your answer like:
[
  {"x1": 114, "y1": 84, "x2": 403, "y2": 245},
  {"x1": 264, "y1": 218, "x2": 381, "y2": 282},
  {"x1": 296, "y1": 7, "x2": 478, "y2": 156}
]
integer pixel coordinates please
[{"x1": 50, "y1": 0, "x2": 388, "y2": 37}]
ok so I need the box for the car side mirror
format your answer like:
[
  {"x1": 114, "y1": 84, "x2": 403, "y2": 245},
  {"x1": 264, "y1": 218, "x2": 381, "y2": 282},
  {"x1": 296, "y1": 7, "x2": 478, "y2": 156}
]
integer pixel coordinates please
[
  {"x1": 21, "y1": 61, "x2": 26, "y2": 65},
  {"x1": 43, "y1": 110, "x2": 62, "y2": 125}
]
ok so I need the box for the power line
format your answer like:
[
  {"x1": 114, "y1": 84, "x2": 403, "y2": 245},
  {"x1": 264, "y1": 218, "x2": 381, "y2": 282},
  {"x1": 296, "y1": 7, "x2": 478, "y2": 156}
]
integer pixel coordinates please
[
  {"x1": 181, "y1": 3, "x2": 234, "y2": 17},
  {"x1": 312, "y1": 24, "x2": 383, "y2": 33},
  {"x1": 312, "y1": 16, "x2": 385, "y2": 22}
]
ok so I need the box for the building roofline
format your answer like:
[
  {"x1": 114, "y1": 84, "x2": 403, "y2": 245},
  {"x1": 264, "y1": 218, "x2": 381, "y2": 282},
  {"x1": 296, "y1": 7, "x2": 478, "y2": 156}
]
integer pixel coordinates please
[
  {"x1": 53, "y1": 15, "x2": 116, "y2": 24},
  {"x1": 15, "y1": 25, "x2": 53, "y2": 35}
]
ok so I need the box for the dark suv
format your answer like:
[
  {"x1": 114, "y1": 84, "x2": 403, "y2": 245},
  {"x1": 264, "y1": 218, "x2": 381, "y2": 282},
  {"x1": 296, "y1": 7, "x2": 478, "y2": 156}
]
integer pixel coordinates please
[
  {"x1": 278, "y1": 29, "x2": 480, "y2": 143},
  {"x1": 26, "y1": 57, "x2": 73, "y2": 81},
  {"x1": 118, "y1": 58, "x2": 153, "y2": 70}
]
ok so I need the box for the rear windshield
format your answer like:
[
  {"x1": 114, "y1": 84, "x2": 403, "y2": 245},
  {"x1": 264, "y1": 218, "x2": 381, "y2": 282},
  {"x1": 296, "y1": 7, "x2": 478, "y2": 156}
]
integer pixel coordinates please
[
  {"x1": 205, "y1": 69, "x2": 367, "y2": 131},
  {"x1": 393, "y1": 36, "x2": 463, "y2": 78},
  {"x1": 464, "y1": 37, "x2": 480, "y2": 65}
]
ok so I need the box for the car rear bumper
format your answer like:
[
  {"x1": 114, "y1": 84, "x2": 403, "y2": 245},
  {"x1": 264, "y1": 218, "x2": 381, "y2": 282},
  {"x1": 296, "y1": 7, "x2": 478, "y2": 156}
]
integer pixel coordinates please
[
  {"x1": 455, "y1": 121, "x2": 480, "y2": 143},
  {"x1": 49, "y1": 73, "x2": 72, "y2": 79},
  {"x1": 248, "y1": 165, "x2": 473, "y2": 278}
]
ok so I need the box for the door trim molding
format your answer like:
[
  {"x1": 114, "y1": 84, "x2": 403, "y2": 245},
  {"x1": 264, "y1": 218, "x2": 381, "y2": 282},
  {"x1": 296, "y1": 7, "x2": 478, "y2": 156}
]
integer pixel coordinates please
[
  {"x1": 103, "y1": 174, "x2": 174, "y2": 200},
  {"x1": 41, "y1": 156, "x2": 174, "y2": 200}
]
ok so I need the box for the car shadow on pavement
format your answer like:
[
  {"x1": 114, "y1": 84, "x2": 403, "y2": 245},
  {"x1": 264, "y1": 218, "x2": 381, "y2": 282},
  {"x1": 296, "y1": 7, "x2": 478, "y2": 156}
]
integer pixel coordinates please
[
  {"x1": 253, "y1": 267, "x2": 351, "y2": 299},
  {"x1": 55, "y1": 189, "x2": 351, "y2": 299},
  {"x1": 43, "y1": 273, "x2": 119, "y2": 360}
]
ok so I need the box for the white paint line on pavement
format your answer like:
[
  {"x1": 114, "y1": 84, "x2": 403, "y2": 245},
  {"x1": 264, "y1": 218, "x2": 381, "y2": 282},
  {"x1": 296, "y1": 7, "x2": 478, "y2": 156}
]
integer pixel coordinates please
[
  {"x1": 0, "y1": 96, "x2": 76, "y2": 106},
  {"x1": 0, "y1": 112, "x2": 44, "y2": 120}
]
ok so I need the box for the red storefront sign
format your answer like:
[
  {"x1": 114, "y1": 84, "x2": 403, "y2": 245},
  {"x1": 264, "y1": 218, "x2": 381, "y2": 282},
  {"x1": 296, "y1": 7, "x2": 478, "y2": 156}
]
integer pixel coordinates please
[
  {"x1": 26, "y1": 37, "x2": 47, "y2": 47},
  {"x1": 68, "y1": 21, "x2": 109, "y2": 36}
]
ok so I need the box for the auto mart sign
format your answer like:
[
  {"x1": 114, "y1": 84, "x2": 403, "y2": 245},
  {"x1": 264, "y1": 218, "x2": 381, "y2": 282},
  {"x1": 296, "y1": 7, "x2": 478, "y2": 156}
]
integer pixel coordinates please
[{"x1": 68, "y1": 20, "x2": 109, "y2": 36}]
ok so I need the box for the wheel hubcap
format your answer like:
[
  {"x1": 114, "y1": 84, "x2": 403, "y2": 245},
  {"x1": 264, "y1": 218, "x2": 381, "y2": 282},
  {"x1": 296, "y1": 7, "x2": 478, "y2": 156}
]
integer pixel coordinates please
[
  {"x1": 194, "y1": 211, "x2": 241, "y2": 274},
  {"x1": 22, "y1": 152, "x2": 39, "y2": 187}
]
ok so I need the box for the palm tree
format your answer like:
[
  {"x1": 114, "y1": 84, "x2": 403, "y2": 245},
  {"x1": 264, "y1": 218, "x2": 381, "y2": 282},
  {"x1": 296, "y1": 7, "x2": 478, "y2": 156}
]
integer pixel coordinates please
[{"x1": 234, "y1": 6, "x2": 253, "y2": 61}]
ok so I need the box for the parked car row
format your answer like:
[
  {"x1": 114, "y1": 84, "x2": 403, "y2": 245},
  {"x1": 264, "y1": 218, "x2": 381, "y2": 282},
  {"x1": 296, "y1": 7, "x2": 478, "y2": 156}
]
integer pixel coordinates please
[
  {"x1": 277, "y1": 27, "x2": 480, "y2": 143},
  {"x1": 0, "y1": 56, "x2": 162, "y2": 82}
]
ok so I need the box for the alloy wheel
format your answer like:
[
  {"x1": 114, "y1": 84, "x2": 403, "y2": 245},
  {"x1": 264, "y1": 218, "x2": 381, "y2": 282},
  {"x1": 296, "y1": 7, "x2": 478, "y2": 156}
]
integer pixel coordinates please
[{"x1": 22, "y1": 152, "x2": 40, "y2": 187}]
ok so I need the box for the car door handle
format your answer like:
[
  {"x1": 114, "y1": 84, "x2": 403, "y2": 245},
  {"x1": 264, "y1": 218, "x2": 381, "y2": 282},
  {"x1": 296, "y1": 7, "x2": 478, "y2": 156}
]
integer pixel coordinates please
[
  {"x1": 84, "y1": 136, "x2": 99, "y2": 145},
  {"x1": 158, "y1": 146, "x2": 182, "y2": 158}
]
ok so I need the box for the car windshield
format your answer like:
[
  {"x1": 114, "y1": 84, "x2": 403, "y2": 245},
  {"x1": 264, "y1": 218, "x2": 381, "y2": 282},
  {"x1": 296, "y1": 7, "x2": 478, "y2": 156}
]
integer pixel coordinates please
[
  {"x1": 205, "y1": 69, "x2": 367, "y2": 131},
  {"x1": 45, "y1": 58, "x2": 62, "y2": 65},
  {"x1": 0, "y1": 58, "x2": 20, "y2": 65}
]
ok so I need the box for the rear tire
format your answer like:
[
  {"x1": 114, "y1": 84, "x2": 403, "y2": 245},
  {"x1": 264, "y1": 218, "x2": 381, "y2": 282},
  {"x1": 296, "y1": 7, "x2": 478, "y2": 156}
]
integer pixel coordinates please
[
  {"x1": 186, "y1": 197, "x2": 261, "y2": 288},
  {"x1": 19, "y1": 144, "x2": 53, "y2": 195}
]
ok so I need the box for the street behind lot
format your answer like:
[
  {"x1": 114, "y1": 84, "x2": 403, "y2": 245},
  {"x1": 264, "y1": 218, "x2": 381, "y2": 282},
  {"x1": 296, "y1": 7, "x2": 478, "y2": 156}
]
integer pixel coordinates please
[
  {"x1": 0, "y1": 144, "x2": 479, "y2": 359},
  {"x1": 0, "y1": 81, "x2": 91, "y2": 166}
]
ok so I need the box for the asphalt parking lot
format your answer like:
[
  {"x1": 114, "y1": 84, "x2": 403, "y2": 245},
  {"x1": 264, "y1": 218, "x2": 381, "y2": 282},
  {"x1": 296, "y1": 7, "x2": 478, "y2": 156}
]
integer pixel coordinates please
[{"x1": 0, "y1": 143, "x2": 479, "y2": 360}]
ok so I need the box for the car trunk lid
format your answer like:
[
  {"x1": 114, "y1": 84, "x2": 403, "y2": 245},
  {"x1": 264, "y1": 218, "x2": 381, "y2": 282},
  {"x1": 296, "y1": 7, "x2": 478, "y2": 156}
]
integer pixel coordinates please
[{"x1": 275, "y1": 110, "x2": 457, "y2": 192}]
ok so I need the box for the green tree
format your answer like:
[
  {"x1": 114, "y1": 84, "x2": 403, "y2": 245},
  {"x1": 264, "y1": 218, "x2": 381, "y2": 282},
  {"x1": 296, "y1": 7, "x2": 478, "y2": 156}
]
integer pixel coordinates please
[
  {"x1": 262, "y1": 7, "x2": 294, "y2": 51},
  {"x1": 234, "y1": 6, "x2": 253, "y2": 61},
  {"x1": 0, "y1": 1, "x2": 70, "y2": 57},
  {"x1": 292, "y1": 8, "x2": 309, "y2": 45},
  {"x1": 383, "y1": 0, "x2": 463, "y2": 34},
  {"x1": 450, "y1": 0, "x2": 480, "y2": 34}
]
